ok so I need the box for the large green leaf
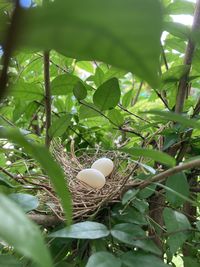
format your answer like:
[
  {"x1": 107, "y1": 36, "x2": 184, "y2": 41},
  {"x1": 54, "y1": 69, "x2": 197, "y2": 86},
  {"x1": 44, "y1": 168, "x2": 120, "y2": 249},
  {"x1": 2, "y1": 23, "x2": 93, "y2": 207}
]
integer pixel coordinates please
[
  {"x1": 9, "y1": 193, "x2": 39, "y2": 212},
  {"x1": 0, "y1": 194, "x2": 53, "y2": 267},
  {"x1": 163, "y1": 208, "x2": 191, "y2": 253},
  {"x1": 49, "y1": 221, "x2": 109, "y2": 239},
  {"x1": 146, "y1": 110, "x2": 200, "y2": 129},
  {"x1": 111, "y1": 223, "x2": 161, "y2": 255},
  {"x1": 166, "y1": 172, "x2": 190, "y2": 207},
  {"x1": 48, "y1": 114, "x2": 72, "y2": 137},
  {"x1": 51, "y1": 74, "x2": 80, "y2": 95},
  {"x1": 18, "y1": 0, "x2": 162, "y2": 87},
  {"x1": 86, "y1": 252, "x2": 121, "y2": 267},
  {"x1": 121, "y1": 252, "x2": 169, "y2": 267},
  {"x1": 123, "y1": 147, "x2": 176, "y2": 167},
  {"x1": 93, "y1": 78, "x2": 121, "y2": 111},
  {"x1": 0, "y1": 127, "x2": 72, "y2": 223}
]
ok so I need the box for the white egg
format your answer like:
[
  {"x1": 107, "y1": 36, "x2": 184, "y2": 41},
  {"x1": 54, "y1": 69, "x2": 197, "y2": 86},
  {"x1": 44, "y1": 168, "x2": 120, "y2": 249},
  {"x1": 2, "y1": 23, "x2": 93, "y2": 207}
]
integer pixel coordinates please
[
  {"x1": 76, "y1": 168, "x2": 106, "y2": 189},
  {"x1": 91, "y1": 158, "x2": 114, "y2": 177}
]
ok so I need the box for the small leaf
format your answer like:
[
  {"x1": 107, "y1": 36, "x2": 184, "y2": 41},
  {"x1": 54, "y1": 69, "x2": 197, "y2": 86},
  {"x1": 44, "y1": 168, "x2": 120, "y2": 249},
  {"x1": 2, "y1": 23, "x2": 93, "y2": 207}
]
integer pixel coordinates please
[
  {"x1": 122, "y1": 189, "x2": 139, "y2": 205},
  {"x1": 51, "y1": 74, "x2": 80, "y2": 95},
  {"x1": 107, "y1": 109, "x2": 124, "y2": 126},
  {"x1": 86, "y1": 252, "x2": 121, "y2": 267},
  {"x1": 111, "y1": 223, "x2": 161, "y2": 255},
  {"x1": 122, "y1": 147, "x2": 175, "y2": 167},
  {"x1": 121, "y1": 251, "x2": 170, "y2": 267},
  {"x1": 163, "y1": 208, "x2": 191, "y2": 253},
  {"x1": 0, "y1": 194, "x2": 53, "y2": 267},
  {"x1": 0, "y1": 127, "x2": 72, "y2": 223},
  {"x1": 166, "y1": 172, "x2": 190, "y2": 207},
  {"x1": 9, "y1": 193, "x2": 39, "y2": 212},
  {"x1": 73, "y1": 82, "x2": 87, "y2": 100},
  {"x1": 48, "y1": 114, "x2": 72, "y2": 137},
  {"x1": 0, "y1": 174, "x2": 15, "y2": 188},
  {"x1": 93, "y1": 78, "x2": 121, "y2": 111},
  {"x1": 49, "y1": 221, "x2": 110, "y2": 239}
]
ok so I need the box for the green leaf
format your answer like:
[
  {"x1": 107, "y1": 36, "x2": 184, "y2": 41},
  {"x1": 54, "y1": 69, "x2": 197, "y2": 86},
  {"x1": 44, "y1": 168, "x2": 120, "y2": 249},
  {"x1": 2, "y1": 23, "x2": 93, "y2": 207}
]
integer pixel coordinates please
[
  {"x1": 9, "y1": 193, "x2": 39, "y2": 212},
  {"x1": 145, "y1": 110, "x2": 200, "y2": 129},
  {"x1": 51, "y1": 74, "x2": 80, "y2": 95},
  {"x1": 165, "y1": 1, "x2": 195, "y2": 15},
  {"x1": 48, "y1": 114, "x2": 72, "y2": 137},
  {"x1": 0, "y1": 127, "x2": 72, "y2": 223},
  {"x1": 79, "y1": 103, "x2": 101, "y2": 119},
  {"x1": 86, "y1": 252, "x2": 121, "y2": 267},
  {"x1": 107, "y1": 109, "x2": 124, "y2": 126},
  {"x1": 49, "y1": 221, "x2": 110, "y2": 239},
  {"x1": 163, "y1": 208, "x2": 191, "y2": 253},
  {"x1": 122, "y1": 89, "x2": 134, "y2": 108},
  {"x1": 10, "y1": 80, "x2": 43, "y2": 101},
  {"x1": 0, "y1": 174, "x2": 15, "y2": 188},
  {"x1": 18, "y1": 0, "x2": 162, "y2": 87},
  {"x1": 122, "y1": 147, "x2": 175, "y2": 167},
  {"x1": 111, "y1": 223, "x2": 161, "y2": 255},
  {"x1": 0, "y1": 194, "x2": 53, "y2": 267},
  {"x1": 166, "y1": 172, "x2": 190, "y2": 207},
  {"x1": 0, "y1": 255, "x2": 23, "y2": 267},
  {"x1": 161, "y1": 65, "x2": 190, "y2": 83},
  {"x1": 73, "y1": 82, "x2": 87, "y2": 100},
  {"x1": 122, "y1": 189, "x2": 139, "y2": 205},
  {"x1": 164, "y1": 22, "x2": 190, "y2": 40},
  {"x1": 93, "y1": 78, "x2": 121, "y2": 111},
  {"x1": 183, "y1": 257, "x2": 200, "y2": 267},
  {"x1": 121, "y1": 251, "x2": 169, "y2": 267}
]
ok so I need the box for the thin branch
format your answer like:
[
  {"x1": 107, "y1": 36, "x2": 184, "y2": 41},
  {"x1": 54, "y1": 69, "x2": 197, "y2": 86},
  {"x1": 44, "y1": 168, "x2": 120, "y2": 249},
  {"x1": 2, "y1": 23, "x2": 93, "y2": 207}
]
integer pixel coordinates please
[
  {"x1": 175, "y1": 0, "x2": 200, "y2": 113},
  {"x1": 0, "y1": 1, "x2": 21, "y2": 100},
  {"x1": 161, "y1": 45, "x2": 168, "y2": 71},
  {"x1": 138, "y1": 158, "x2": 200, "y2": 189},
  {"x1": 28, "y1": 214, "x2": 62, "y2": 227},
  {"x1": 44, "y1": 51, "x2": 51, "y2": 148}
]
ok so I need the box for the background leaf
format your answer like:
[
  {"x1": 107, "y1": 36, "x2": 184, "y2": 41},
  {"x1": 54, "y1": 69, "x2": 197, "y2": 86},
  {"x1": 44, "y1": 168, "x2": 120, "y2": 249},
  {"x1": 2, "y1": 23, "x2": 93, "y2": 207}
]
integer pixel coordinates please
[
  {"x1": 86, "y1": 252, "x2": 121, "y2": 267},
  {"x1": 9, "y1": 193, "x2": 39, "y2": 213}
]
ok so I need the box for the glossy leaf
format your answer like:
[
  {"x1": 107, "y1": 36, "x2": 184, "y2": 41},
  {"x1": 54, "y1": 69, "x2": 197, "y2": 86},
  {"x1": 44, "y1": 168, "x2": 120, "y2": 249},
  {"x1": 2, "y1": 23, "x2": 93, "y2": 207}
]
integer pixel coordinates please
[
  {"x1": 163, "y1": 208, "x2": 191, "y2": 253},
  {"x1": 121, "y1": 252, "x2": 169, "y2": 267},
  {"x1": 49, "y1": 221, "x2": 110, "y2": 239},
  {"x1": 18, "y1": 0, "x2": 162, "y2": 87},
  {"x1": 86, "y1": 252, "x2": 121, "y2": 267},
  {"x1": 9, "y1": 193, "x2": 39, "y2": 212},
  {"x1": 0, "y1": 194, "x2": 53, "y2": 267},
  {"x1": 123, "y1": 147, "x2": 176, "y2": 167},
  {"x1": 93, "y1": 78, "x2": 121, "y2": 111},
  {"x1": 0, "y1": 127, "x2": 72, "y2": 223},
  {"x1": 166, "y1": 172, "x2": 190, "y2": 207},
  {"x1": 111, "y1": 223, "x2": 161, "y2": 255}
]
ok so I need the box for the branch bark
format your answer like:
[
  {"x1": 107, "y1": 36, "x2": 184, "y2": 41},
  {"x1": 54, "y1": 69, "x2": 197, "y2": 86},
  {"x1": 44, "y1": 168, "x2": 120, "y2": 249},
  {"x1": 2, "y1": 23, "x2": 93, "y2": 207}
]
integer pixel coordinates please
[{"x1": 175, "y1": 0, "x2": 200, "y2": 113}]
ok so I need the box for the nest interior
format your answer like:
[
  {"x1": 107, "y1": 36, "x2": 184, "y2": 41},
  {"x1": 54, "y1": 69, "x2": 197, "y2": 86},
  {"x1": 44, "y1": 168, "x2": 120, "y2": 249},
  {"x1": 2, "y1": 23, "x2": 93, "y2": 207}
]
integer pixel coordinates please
[{"x1": 42, "y1": 144, "x2": 137, "y2": 221}]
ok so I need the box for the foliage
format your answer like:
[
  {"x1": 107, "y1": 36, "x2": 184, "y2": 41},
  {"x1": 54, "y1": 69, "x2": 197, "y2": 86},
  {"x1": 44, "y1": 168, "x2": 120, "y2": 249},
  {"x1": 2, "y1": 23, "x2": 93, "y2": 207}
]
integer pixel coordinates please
[{"x1": 0, "y1": 0, "x2": 200, "y2": 267}]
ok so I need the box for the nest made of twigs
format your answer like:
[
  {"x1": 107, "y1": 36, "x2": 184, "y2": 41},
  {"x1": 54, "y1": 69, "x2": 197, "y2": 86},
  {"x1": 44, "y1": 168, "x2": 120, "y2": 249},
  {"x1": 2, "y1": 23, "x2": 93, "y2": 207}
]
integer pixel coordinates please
[{"x1": 41, "y1": 142, "x2": 138, "y2": 221}]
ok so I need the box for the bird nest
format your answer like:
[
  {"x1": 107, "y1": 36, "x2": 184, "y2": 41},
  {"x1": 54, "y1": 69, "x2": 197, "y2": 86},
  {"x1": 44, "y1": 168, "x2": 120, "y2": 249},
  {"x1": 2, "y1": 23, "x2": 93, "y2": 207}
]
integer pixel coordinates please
[{"x1": 41, "y1": 143, "x2": 138, "y2": 221}]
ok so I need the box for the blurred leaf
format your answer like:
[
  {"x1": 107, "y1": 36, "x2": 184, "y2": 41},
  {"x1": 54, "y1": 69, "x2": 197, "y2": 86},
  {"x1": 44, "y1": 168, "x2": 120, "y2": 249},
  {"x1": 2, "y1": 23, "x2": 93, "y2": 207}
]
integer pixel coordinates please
[
  {"x1": 73, "y1": 82, "x2": 87, "y2": 100},
  {"x1": 121, "y1": 251, "x2": 169, "y2": 267},
  {"x1": 146, "y1": 110, "x2": 200, "y2": 129},
  {"x1": 79, "y1": 102, "x2": 101, "y2": 119},
  {"x1": 164, "y1": 22, "x2": 190, "y2": 40},
  {"x1": 49, "y1": 221, "x2": 109, "y2": 239},
  {"x1": 9, "y1": 193, "x2": 39, "y2": 212},
  {"x1": 183, "y1": 257, "x2": 200, "y2": 267},
  {"x1": 18, "y1": 0, "x2": 162, "y2": 87},
  {"x1": 123, "y1": 147, "x2": 175, "y2": 167},
  {"x1": 166, "y1": 172, "x2": 190, "y2": 207},
  {"x1": 161, "y1": 65, "x2": 190, "y2": 83},
  {"x1": 165, "y1": 1, "x2": 195, "y2": 15},
  {"x1": 107, "y1": 109, "x2": 124, "y2": 126},
  {"x1": 93, "y1": 78, "x2": 121, "y2": 111},
  {"x1": 122, "y1": 89, "x2": 134, "y2": 108},
  {"x1": 0, "y1": 174, "x2": 15, "y2": 188},
  {"x1": 122, "y1": 189, "x2": 139, "y2": 205},
  {"x1": 163, "y1": 207, "x2": 191, "y2": 253},
  {"x1": 51, "y1": 74, "x2": 80, "y2": 95},
  {"x1": 0, "y1": 194, "x2": 53, "y2": 267},
  {"x1": 48, "y1": 114, "x2": 72, "y2": 137},
  {"x1": 0, "y1": 127, "x2": 72, "y2": 223},
  {"x1": 86, "y1": 252, "x2": 121, "y2": 267},
  {"x1": 0, "y1": 255, "x2": 23, "y2": 267},
  {"x1": 111, "y1": 223, "x2": 161, "y2": 255}
]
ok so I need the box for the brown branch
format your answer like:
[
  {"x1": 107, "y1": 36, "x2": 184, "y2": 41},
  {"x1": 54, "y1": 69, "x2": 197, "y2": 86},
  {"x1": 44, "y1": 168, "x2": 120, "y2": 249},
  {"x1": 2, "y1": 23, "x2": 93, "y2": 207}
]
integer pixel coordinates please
[
  {"x1": 0, "y1": 1, "x2": 21, "y2": 101},
  {"x1": 28, "y1": 214, "x2": 62, "y2": 227},
  {"x1": 138, "y1": 158, "x2": 200, "y2": 189},
  {"x1": 44, "y1": 51, "x2": 51, "y2": 148},
  {"x1": 175, "y1": 0, "x2": 200, "y2": 113}
]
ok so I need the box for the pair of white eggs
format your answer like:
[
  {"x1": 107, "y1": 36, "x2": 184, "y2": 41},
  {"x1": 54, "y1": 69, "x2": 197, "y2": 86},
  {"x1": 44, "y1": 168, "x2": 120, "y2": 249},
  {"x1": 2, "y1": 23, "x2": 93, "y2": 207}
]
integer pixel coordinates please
[{"x1": 76, "y1": 158, "x2": 114, "y2": 189}]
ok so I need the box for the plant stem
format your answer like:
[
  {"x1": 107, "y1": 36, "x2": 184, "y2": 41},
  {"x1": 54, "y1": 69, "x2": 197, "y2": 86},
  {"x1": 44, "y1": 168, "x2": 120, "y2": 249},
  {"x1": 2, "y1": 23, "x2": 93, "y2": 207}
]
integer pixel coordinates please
[{"x1": 44, "y1": 51, "x2": 51, "y2": 148}]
